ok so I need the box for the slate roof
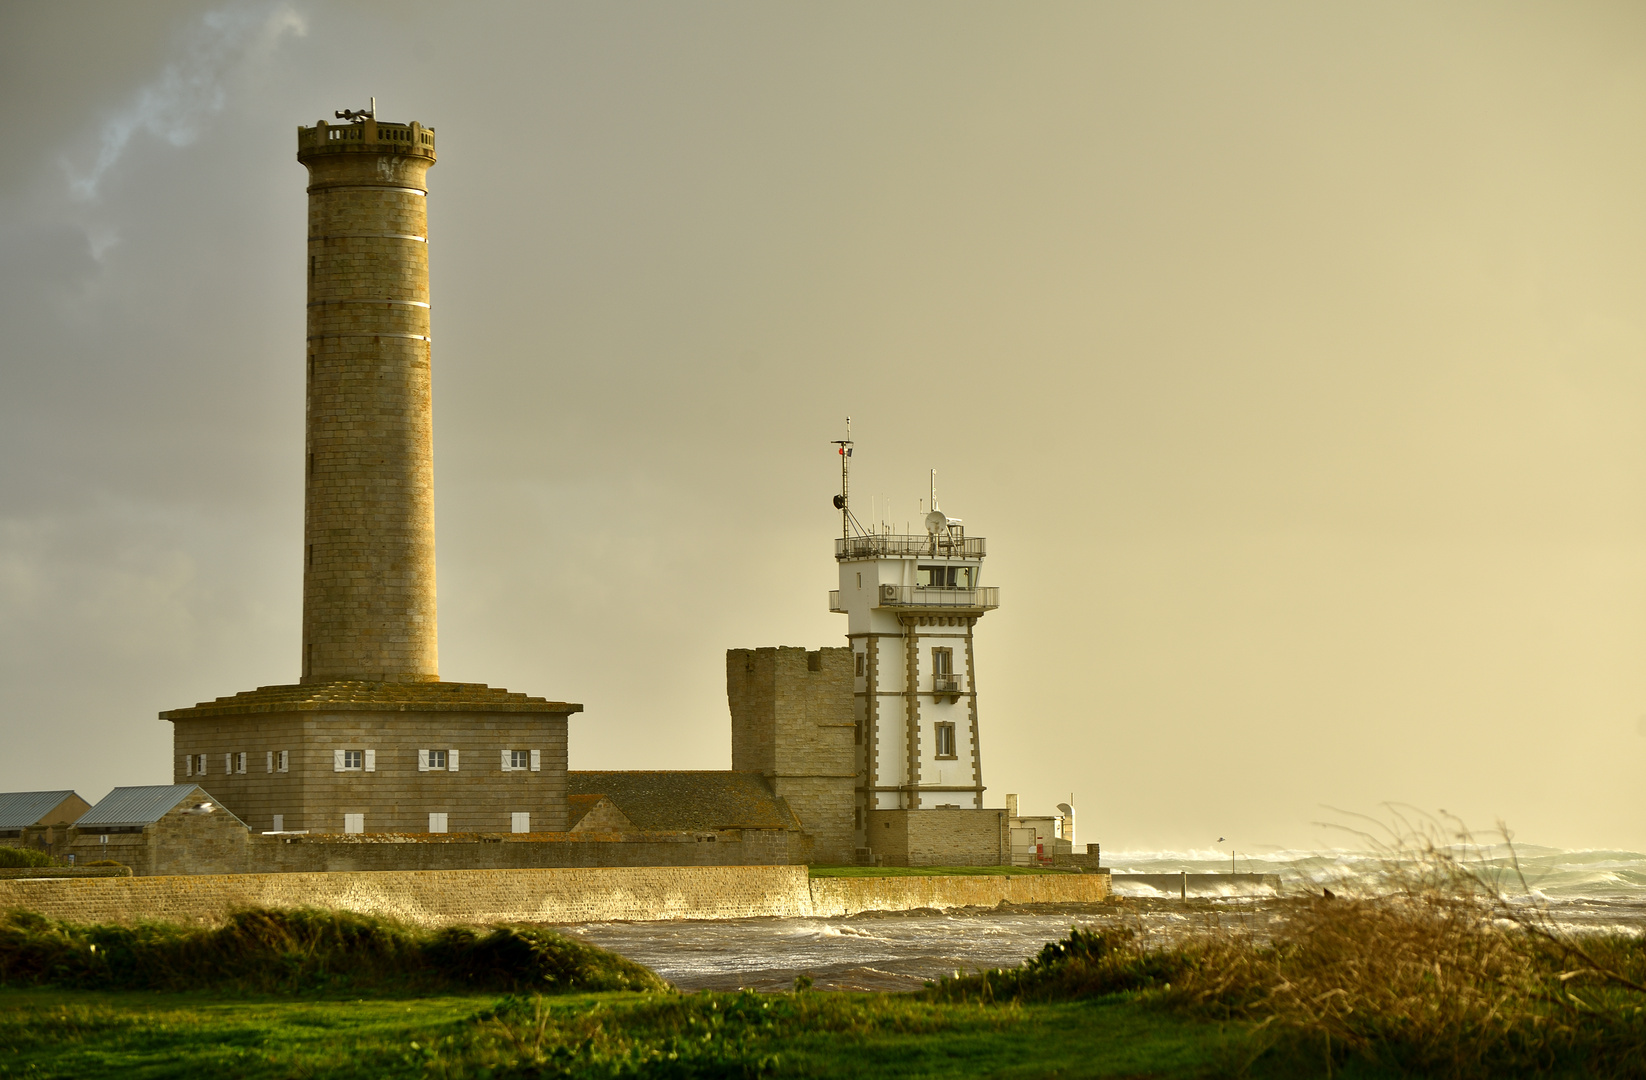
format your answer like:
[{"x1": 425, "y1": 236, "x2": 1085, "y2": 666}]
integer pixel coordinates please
[
  {"x1": 0, "y1": 791, "x2": 81, "y2": 831},
  {"x1": 76, "y1": 785, "x2": 212, "y2": 828},
  {"x1": 567, "y1": 771, "x2": 801, "y2": 832},
  {"x1": 160, "y1": 680, "x2": 583, "y2": 720}
]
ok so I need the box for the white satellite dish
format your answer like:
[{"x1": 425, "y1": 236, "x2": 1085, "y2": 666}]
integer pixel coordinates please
[{"x1": 924, "y1": 510, "x2": 948, "y2": 534}]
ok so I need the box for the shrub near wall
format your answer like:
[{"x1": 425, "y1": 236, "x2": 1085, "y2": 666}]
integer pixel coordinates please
[{"x1": 0, "y1": 908, "x2": 665, "y2": 995}]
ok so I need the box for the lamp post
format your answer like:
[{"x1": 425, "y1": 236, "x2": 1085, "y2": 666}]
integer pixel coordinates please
[{"x1": 1218, "y1": 837, "x2": 1234, "y2": 875}]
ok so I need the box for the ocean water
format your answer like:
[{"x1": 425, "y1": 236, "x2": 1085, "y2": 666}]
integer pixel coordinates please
[{"x1": 563, "y1": 847, "x2": 1646, "y2": 992}]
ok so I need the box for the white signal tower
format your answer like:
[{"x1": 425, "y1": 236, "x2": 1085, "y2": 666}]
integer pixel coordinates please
[{"x1": 827, "y1": 425, "x2": 1001, "y2": 845}]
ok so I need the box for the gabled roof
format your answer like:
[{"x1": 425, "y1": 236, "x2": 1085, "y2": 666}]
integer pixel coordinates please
[
  {"x1": 76, "y1": 785, "x2": 215, "y2": 829},
  {"x1": 0, "y1": 791, "x2": 82, "y2": 830},
  {"x1": 566, "y1": 794, "x2": 635, "y2": 832},
  {"x1": 568, "y1": 771, "x2": 801, "y2": 832}
]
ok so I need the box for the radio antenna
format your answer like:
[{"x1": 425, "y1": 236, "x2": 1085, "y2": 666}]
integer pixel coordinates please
[{"x1": 831, "y1": 418, "x2": 854, "y2": 541}]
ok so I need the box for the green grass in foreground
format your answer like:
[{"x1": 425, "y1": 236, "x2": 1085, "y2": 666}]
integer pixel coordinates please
[
  {"x1": 808, "y1": 864, "x2": 1075, "y2": 878},
  {"x1": 0, "y1": 985, "x2": 1358, "y2": 1080}
]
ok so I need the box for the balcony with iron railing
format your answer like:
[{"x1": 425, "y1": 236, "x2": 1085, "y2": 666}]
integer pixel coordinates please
[
  {"x1": 930, "y1": 672, "x2": 966, "y2": 700},
  {"x1": 835, "y1": 533, "x2": 985, "y2": 561},
  {"x1": 878, "y1": 585, "x2": 999, "y2": 611},
  {"x1": 829, "y1": 585, "x2": 1000, "y2": 613}
]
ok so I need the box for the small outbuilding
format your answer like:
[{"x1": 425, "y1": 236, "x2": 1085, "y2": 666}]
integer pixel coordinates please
[
  {"x1": 0, "y1": 790, "x2": 92, "y2": 858},
  {"x1": 69, "y1": 785, "x2": 250, "y2": 877}
]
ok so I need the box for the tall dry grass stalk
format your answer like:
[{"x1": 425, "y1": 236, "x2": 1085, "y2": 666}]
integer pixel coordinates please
[{"x1": 930, "y1": 814, "x2": 1646, "y2": 1076}]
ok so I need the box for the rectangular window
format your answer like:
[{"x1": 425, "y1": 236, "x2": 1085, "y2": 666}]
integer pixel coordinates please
[
  {"x1": 420, "y1": 749, "x2": 449, "y2": 772},
  {"x1": 338, "y1": 749, "x2": 364, "y2": 771},
  {"x1": 272, "y1": 814, "x2": 283, "y2": 832},
  {"x1": 277, "y1": 750, "x2": 288, "y2": 773},
  {"x1": 196, "y1": 754, "x2": 207, "y2": 775},
  {"x1": 505, "y1": 749, "x2": 529, "y2": 771},
  {"x1": 935, "y1": 722, "x2": 957, "y2": 758},
  {"x1": 511, "y1": 812, "x2": 530, "y2": 834},
  {"x1": 429, "y1": 812, "x2": 448, "y2": 834},
  {"x1": 932, "y1": 648, "x2": 952, "y2": 675},
  {"x1": 343, "y1": 813, "x2": 364, "y2": 834},
  {"x1": 236, "y1": 752, "x2": 247, "y2": 774},
  {"x1": 855, "y1": 652, "x2": 865, "y2": 676}
]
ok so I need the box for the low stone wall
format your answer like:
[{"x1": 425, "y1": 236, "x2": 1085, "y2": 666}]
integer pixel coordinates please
[
  {"x1": 808, "y1": 871, "x2": 1109, "y2": 916},
  {"x1": 0, "y1": 866, "x2": 1110, "y2": 927}
]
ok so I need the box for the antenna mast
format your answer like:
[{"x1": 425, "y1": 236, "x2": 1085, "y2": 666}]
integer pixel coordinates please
[{"x1": 831, "y1": 418, "x2": 854, "y2": 541}]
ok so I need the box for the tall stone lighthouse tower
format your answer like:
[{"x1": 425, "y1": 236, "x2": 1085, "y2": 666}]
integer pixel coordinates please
[
  {"x1": 162, "y1": 108, "x2": 580, "y2": 836},
  {"x1": 298, "y1": 111, "x2": 439, "y2": 683}
]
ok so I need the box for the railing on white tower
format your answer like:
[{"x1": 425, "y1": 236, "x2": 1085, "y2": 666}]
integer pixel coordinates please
[
  {"x1": 877, "y1": 585, "x2": 999, "y2": 611},
  {"x1": 835, "y1": 534, "x2": 986, "y2": 560}
]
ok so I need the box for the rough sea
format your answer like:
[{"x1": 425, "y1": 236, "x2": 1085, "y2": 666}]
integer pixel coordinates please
[{"x1": 561, "y1": 846, "x2": 1646, "y2": 992}]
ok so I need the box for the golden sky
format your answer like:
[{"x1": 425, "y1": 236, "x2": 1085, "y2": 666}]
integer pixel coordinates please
[{"x1": 2, "y1": 1, "x2": 1645, "y2": 850}]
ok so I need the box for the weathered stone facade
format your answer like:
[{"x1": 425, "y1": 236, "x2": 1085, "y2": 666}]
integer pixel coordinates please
[
  {"x1": 165, "y1": 682, "x2": 576, "y2": 834},
  {"x1": 298, "y1": 118, "x2": 439, "y2": 684},
  {"x1": 728, "y1": 647, "x2": 857, "y2": 864},
  {"x1": 866, "y1": 807, "x2": 1009, "y2": 867}
]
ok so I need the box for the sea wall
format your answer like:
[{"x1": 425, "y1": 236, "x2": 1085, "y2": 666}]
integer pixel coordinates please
[
  {"x1": 807, "y1": 871, "x2": 1110, "y2": 916},
  {"x1": 0, "y1": 866, "x2": 1110, "y2": 927}
]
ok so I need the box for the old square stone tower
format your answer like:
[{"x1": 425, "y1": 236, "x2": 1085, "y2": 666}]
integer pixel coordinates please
[{"x1": 162, "y1": 109, "x2": 581, "y2": 835}]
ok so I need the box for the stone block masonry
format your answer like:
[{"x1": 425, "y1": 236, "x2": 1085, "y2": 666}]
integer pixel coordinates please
[
  {"x1": 0, "y1": 866, "x2": 1109, "y2": 927},
  {"x1": 727, "y1": 647, "x2": 857, "y2": 864},
  {"x1": 166, "y1": 682, "x2": 578, "y2": 835},
  {"x1": 298, "y1": 119, "x2": 439, "y2": 684}
]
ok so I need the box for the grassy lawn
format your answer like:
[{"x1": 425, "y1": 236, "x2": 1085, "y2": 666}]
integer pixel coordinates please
[
  {"x1": 808, "y1": 864, "x2": 1078, "y2": 878},
  {"x1": 0, "y1": 985, "x2": 1375, "y2": 1079}
]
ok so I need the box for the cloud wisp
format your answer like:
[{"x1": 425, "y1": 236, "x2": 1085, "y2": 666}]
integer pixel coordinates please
[{"x1": 68, "y1": 2, "x2": 306, "y2": 201}]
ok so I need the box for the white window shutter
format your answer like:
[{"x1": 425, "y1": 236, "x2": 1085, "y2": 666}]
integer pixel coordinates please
[
  {"x1": 530, "y1": 749, "x2": 541, "y2": 772},
  {"x1": 364, "y1": 749, "x2": 375, "y2": 772},
  {"x1": 501, "y1": 749, "x2": 511, "y2": 771},
  {"x1": 448, "y1": 748, "x2": 459, "y2": 772},
  {"x1": 224, "y1": 754, "x2": 232, "y2": 774},
  {"x1": 333, "y1": 749, "x2": 345, "y2": 772},
  {"x1": 185, "y1": 756, "x2": 193, "y2": 777},
  {"x1": 266, "y1": 751, "x2": 273, "y2": 773},
  {"x1": 418, "y1": 749, "x2": 429, "y2": 772}
]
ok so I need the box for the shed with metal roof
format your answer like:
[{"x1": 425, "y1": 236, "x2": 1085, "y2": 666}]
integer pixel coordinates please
[{"x1": 0, "y1": 790, "x2": 90, "y2": 835}]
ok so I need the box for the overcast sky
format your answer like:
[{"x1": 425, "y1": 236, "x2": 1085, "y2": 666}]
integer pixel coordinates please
[{"x1": 4, "y1": 1, "x2": 1646, "y2": 853}]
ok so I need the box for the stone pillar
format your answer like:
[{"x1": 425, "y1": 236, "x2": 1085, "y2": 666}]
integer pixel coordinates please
[{"x1": 296, "y1": 119, "x2": 439, "y2": 683}]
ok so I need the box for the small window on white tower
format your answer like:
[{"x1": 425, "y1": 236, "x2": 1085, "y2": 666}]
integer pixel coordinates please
[
  {"x1": 855, "y1": 653, "x2": 865, "y2": 677},
  {"x1": 935, "y1": 722, "x2": 957, "y2": 758}
]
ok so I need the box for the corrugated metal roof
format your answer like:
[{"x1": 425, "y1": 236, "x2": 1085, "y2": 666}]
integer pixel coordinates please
[
  {"x1": 0, "y1": 791, "x2": 80, "y2": 830},
  {"x1": 76, "y1": 785, "x2": 203, "y2": 828}
]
